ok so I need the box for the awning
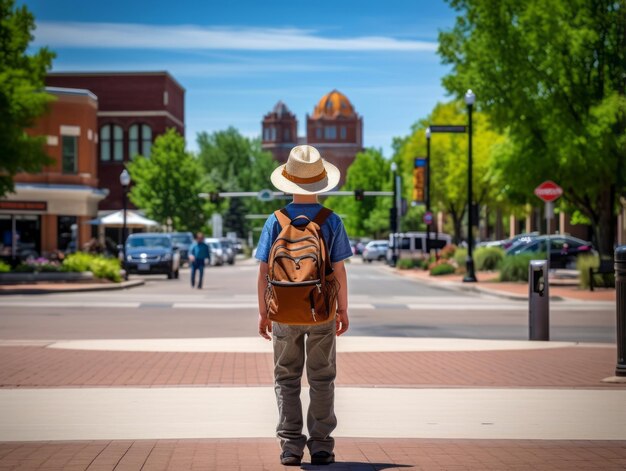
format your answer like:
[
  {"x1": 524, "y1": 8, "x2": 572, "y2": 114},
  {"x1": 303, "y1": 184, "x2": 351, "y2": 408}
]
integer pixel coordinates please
[{"x1": 87, "y1": 210, "x2": 158, "y2": 228}]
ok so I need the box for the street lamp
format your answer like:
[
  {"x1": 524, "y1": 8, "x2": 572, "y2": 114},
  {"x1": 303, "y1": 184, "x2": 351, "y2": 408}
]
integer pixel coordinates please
[
  {"x1": 390, "y1": 161, "x2": 398, "y2": 267},
  {"x1": 120, "y1": 169, "x2": 131, "y2": 281},
  {"x1": 464, "y1": 89, "x2": 477, "y2": 282},
  {"x1": 425, "y1": 127, "x2": 431, "y2": 255}
]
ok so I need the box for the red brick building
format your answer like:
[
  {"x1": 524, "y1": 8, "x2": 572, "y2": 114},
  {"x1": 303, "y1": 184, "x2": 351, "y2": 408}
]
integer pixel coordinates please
[
  {"x1": 0, "y1": 87, "x2": 106, "y2": 257},
  {"x1": 262, "y1": 90, "x2": 363, "y2": 186},
  {"x1": 45, "y1": 72, "x2": 185, "y2": 211}
]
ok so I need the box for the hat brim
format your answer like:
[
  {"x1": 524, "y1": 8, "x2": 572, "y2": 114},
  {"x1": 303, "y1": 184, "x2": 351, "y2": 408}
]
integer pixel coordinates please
[{"x1": 270, "y1": 160, "x2": 341, "y2": 195}]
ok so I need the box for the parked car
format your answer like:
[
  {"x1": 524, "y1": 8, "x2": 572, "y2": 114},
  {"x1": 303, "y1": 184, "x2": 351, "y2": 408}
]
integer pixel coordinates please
[
  {"x1": 362, "y1": 240, "x2": 389, "y2": 262},
  {"x1": 204, "y1": 237, "x2": 225, "y2": 266},
  {"x1": 125, "y1": 233, "x2": 180, "y2": 279},
  {"x1": 505, "y1": 234, "x2": 594, "y2": 269},
  {"x1": 169, "y1": 232, "x2": 194, "y2": 266},
  {"x1": 219, "y1": 238, "x2": 236, "y2": 265},
  {"x1": 477, "y1": 232, "x2": 539, "y2": 250}
]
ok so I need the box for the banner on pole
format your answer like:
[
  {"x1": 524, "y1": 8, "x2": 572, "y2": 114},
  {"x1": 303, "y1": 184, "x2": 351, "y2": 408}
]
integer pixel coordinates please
[{"x1": 413, "y1": 158, "x2": 426, "y2": 203}]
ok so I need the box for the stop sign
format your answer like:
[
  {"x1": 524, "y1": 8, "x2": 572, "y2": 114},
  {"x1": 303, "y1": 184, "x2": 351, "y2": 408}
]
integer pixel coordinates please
[
  {"x1": 423, "y1": 211, "x2": 433, "y2": 225},
  {"x1": 534, "y1": 181, "x2": 563, "y2": 203}
]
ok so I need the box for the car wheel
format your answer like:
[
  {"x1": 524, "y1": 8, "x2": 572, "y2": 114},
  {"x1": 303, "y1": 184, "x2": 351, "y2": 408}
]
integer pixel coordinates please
[
  {"x1": 167, "y1": 271, "x2": 173, "y2": 279},
  {"x1": 366, "y1": 259, "x2": 372, "y2": 263}
]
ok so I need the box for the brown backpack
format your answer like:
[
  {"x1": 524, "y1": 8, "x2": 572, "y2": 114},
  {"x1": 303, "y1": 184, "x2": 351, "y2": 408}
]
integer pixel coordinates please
[{"x1": 264, "y1": 207, "x2": 340, "y2": 325}]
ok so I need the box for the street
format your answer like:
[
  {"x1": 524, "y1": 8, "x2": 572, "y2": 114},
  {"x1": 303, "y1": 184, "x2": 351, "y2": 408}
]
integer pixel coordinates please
[{"x1": 0, "y1": 258, "x2": 616, "y2": 343}]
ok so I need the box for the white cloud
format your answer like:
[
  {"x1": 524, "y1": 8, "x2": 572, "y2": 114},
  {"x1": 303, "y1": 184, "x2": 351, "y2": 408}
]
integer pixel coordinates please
[{"x1": 35, "y1": 21, "x2": 437, "y2": 52}]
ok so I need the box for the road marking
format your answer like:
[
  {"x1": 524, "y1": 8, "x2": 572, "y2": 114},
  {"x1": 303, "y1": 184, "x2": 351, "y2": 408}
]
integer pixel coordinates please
[
  {"x1": 43, "y1": 336, "x2": 611, "y2": 353},
  {"x1": 1, "y1": 387, "x2": 624, "y2": 441}
]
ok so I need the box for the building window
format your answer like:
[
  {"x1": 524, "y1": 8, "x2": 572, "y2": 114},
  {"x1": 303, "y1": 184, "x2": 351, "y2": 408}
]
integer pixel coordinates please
[
  {"x1": 263, "y1": 127, "x2": 269, "y2": 141},
  {"x1": 340, "y1": 126, "x2": 347, "y2": 139},
  {"x1": 61, "y1": 136, "x2": 78, "y2": 174},
  {"x1": 315, "y1": 127, "x2": 322, "y2": 139},
  {"x1": 324, "y1": 126, "x2": 337, "y2": 139},
  {"x1": 269, "y1": 127, "x2": 276, "y2": 141},
  {"x1": 284, "y1": 128, "x2": 290, "y2": 141},
  {"x1": 100, "y1": 124, "x2": 123, "y2": 161},
  {"x1": 129, "y1": 124, "x2": 153, "y2": 159}
]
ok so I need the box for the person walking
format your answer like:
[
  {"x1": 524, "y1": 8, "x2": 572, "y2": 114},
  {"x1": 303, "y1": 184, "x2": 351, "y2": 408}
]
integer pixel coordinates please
[
  {"x1": 189, "y1": 232, "x2": 210, "y2": 289},
  {"x1": 256, "y1": 145, "x2": 352, "y2": 466}
]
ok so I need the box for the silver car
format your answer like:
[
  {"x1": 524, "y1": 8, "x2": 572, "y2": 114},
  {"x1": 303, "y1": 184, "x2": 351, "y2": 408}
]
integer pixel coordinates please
[
  {"x1": 362, "y1": 240, "x2": 389, "y2": 263},
  {"x1": 204, "y1": 238, "x2": 224, "y2": 266}
]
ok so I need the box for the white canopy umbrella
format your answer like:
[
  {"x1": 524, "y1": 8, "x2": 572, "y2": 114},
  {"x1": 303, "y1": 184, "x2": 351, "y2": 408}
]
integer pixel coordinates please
[{"x1": 87, "y1": 210, "x2": 158, "y2": 228}]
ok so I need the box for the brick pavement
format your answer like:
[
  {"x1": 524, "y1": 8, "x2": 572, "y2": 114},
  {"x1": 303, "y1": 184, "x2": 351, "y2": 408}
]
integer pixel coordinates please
[
  {"x1": 0, "y1": 345, "x2": 622, "y2": 389},
  {"x1": 396, "y1": 268, "x2": 616, "y2": 302},
  {"x1": 1, "y1": 438, "x2": 625, "y2": 470}
]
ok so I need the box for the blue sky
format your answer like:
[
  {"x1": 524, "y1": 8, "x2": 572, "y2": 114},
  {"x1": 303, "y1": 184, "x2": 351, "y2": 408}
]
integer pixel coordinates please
[{"x1": 24, "y1": 0, "x2": 458, "y2": 157}]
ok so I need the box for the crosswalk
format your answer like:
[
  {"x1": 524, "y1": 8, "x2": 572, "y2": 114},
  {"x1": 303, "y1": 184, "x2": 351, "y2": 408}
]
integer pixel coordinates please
[{"x1": 0, "y1": 299, "x2": 612, "y2": 311}]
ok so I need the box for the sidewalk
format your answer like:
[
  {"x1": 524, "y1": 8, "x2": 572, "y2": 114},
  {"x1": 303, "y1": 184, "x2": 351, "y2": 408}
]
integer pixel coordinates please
[
  {"x1": 0, "y1": 279, "x2": 144, "y2": 295},
  {"x1": 394, "y1": 267, "x2": 616, "y2": 302},
  {"x1": 0, "y1": 337, "x2": 625, "y2": 470}
]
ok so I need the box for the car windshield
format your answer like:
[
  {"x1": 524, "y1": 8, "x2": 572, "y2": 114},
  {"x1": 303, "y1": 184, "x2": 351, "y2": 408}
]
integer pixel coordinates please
[
  {"x1": 127, "y1": 236, "x2": 170, "y2": 249},
  {"x1": 171, "y1": 235, "x2": 192, "y2": 245}
]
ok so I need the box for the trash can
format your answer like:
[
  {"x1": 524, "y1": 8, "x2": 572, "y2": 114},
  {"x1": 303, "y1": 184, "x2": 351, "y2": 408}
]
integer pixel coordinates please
[
  {"x1": 529, "y1": 260, "x2": 549, "y2": 341},
  {"x1": 615, "y1": 246, "x2": 626, "y2": 376}
]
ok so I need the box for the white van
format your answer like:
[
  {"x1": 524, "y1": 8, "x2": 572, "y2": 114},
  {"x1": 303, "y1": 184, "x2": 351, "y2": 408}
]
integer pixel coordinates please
[{"x1": 387, "y1": 232, "x2": 452, "y2": 261}]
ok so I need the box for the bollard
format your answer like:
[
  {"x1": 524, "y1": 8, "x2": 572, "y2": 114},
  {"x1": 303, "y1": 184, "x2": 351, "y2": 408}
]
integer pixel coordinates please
[
  {"x1": 529, "y1": 260, "x2": 549, "y2": 341},
  {"x1": 615, "y1": 247, "x2": 626, "y2": 376}
]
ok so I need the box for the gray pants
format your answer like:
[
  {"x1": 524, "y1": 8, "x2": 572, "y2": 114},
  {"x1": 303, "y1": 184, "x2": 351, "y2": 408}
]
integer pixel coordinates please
[{"x1": 272, "y1": 319, "x2": 337, "y2": 456}]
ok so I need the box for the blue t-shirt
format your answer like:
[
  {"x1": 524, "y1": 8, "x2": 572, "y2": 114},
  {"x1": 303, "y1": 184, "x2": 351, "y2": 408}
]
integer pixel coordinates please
[
  {"x1": 255, "y1": 203, "x2": 353, "y2": 264},
  {"x1": 190, "y1": 241, "x2": 210, "y2": 260}
]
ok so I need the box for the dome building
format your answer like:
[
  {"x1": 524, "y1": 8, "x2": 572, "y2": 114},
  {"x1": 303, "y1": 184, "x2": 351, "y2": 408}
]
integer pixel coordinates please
[{"x1": 261, "y1": 90, "x2": 363, "y2": 187}]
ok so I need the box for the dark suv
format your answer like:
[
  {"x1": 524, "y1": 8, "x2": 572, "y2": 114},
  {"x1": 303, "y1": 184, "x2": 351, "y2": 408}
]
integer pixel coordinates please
[{"x1": 125, "y1": 233, "x2": 180, "y2": 279}]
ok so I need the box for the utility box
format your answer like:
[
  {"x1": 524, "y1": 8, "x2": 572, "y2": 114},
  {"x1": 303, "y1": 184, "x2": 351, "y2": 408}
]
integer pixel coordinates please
[{"x1": 529, "y1": 260, "x2": 550, "y2": 341}]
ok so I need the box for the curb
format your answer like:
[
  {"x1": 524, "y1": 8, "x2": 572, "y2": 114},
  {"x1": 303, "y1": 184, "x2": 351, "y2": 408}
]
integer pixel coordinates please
[
  {"x1": 0, "y1": 279, "x2": 145, "y2": 295},
  {"x1": 390, "y1": 267, "x2": 564, "y2": 301}
]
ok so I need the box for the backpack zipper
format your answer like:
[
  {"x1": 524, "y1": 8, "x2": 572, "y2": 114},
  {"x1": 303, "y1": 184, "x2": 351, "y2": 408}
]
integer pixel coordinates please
[{"x1": 270, "y1": 279, "x2": 321, "y2": 287}]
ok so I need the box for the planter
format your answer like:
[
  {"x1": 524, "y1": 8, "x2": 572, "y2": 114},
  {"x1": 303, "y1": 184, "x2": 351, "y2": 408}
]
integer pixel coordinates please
[{"x1": 0, "y1": 271, "x2": 95, "y2": 284}]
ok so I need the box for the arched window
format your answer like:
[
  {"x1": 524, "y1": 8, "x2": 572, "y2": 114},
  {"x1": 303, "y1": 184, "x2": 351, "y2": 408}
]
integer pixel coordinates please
[
  {"x1": 100, "y1": 124, "x2": 123, "y2": 161},
  {"x1": 284, "y1": 128, "x2": 290, "y2": 141},
  {"x1": 129, "y1": 124, "x2": 153, "y2": 159}
]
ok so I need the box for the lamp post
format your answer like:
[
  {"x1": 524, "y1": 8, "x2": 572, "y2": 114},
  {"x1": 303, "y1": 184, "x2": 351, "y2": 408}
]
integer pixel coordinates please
[
  {"x1": 463, "y1": 89, "x2": 477, "y2": 282},
  {"x1": 391, "y1": 162, "x2": 398, "y2": 267},
  {"x1": 425, "y1": 127, "x2": 431, "y2": 255},
  {"x1": 120, "y1": 169, "x2": 130, "y2": 281}
]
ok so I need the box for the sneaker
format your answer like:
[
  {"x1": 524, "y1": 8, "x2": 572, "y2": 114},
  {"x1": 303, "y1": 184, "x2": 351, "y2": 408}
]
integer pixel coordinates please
[
  {"x1": 280, "y1": 451, "x2": 302, "y2": 466},
  {"x1": 311, "y1": 451, "x2": 335, "y2": 465}
]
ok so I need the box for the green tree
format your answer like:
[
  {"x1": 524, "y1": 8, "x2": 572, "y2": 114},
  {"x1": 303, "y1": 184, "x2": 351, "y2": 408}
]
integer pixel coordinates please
[
  {"x1": 0, "y1": 0, "x2": 55, "y2": 197},
  {"x1": 438, "y1": 0, "x2": 626, "y2": 255},
  {"x1": 393, "y1": 101, "x2": 505, "y2": 243},
  {"x1": 196, "y1": 127, "x2": 279, "y2": 237},
  {"x1": 325, "y1": 148, "x2": 392, "y2": 238},
  {"x1": 127, "y1": 129, "x2": 208, "y2": 232}
]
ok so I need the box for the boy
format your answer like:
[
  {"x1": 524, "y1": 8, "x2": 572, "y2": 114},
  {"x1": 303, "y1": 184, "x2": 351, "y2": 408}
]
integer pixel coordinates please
[
  {"x1": 188, "y1": 232, "x2": 210, "y2": 289},
  {"x1": 256, "y1": 145, "x2": 351, "y2": 466}
]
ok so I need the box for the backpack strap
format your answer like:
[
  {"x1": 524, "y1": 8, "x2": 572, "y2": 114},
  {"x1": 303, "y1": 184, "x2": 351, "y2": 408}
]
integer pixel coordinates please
[
  {"x1": 274, "y1": 209, "x2": 292, "y2": 229},
  {"x1": 313, "y1": 207, "x2": 333, "y2": 227}
]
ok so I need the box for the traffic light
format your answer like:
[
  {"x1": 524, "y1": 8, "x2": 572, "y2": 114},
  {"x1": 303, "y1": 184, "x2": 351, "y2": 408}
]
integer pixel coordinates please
[{"x1": 354, "y1": 189, "x2": 364, "y2": 201}]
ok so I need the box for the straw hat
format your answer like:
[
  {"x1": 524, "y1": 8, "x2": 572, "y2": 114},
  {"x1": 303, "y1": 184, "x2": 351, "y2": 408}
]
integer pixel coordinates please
[{"x1": 270, "y1": 145, "x2": 340, "y2": 195}]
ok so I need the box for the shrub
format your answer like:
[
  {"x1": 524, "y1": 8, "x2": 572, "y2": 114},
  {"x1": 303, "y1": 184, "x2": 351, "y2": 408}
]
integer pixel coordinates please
[
  {"x1": 62, "y1": 252, "x2": 93, "y2": 273},
  {"x1": 0, "y1": 260, "x2": 11, "y2": 273},
  {"x1": 62, "y1": 252, "x2": 122, "y2": 282},
  {"x1": 430, "y1": 262, "x2": 455, "y2": 276},
  {"x1": 439, "y1": 244, "x2": 457, "y2": 260},
  {"x1": 90, "y1": 258, "x2": 122, "y2": 283},
  {"x1": 499, "y1": 253, "x2": 544, "y2": 282},
  {"x1": 396, "y1": 258, "x2": 419, "y2": 270},
  {"x1": 577, "y1": 254, "x2": 614, "y2": 289},
  {"x1": 474, "y1": 247, "x2": 505, "y2": 271},
  {"x1": 453, "y1": 248, "x2": 467, "y2": 268}
]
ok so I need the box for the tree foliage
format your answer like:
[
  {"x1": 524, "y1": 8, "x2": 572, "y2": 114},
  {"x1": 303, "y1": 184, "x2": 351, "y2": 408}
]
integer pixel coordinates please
[
  {"x1": 196, "y1": 127, "x2": 279, "y2": 237},
  {"x1": 127, "y1": 129, "x2": 208, "y2": 232},
  {"x1": 324, "y1": 148, "x2": 392, "y2": 238},
  {"x1": 439, "y1": 0, "x2": 626, "y2": 255},
  {"x1": 0, "y1": 0, "x2": 55, "y2": 197},
  {"x1": 392, "y1": 101, "x2": 505, "y2": 243}
]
